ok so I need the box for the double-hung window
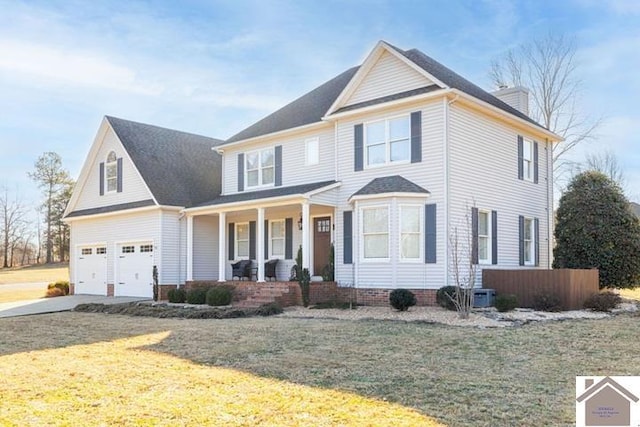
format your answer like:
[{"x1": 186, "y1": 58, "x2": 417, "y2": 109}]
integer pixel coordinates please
[
  {"x1": 236, "y1": 223, "x2": 249, "y2": 259},
  {"x1": 523, "y1": 218, "x2": 535, "y2": 265},
  {"x1": 362, "y1": 206, "x2": 389, "y2": 259},
  {"x1": 399, "y1": 205, "x2": 422, "y2": 261},
  {"x1": 106, "y1": 151, "x2": 118, "y2": 193},
  {"x1": 365, "y1": 116, "x2": 410, "y2": 167},
  {"x1": 246, "y1": 148, "x2": 274, "y2": 188},
  {"x1": 270, "y1": 220, "x2": 285, "y2": 258},
  {"x1": 478, "y1": 210, "x2": 491, "y2": 264},
  {"x1": 522, "y1": 139, "x2": 533, "y2": 181}
]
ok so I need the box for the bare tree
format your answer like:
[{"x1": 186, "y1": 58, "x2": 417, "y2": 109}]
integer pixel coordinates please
[
  {"x1": 490, "y1": 33, "x2": 602, "y2": 179},
  {"x1": 448, "y1": 208, "x2": 476, "y2": 319},
  {"x1": 578, "y1": 150, "x2": 626, "y2": 190},
  {"x1": 0, "y1": 187, "x2": 28, "y2": 268}
]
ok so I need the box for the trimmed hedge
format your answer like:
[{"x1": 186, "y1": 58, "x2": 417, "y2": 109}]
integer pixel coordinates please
[
  {"x1": 389, "y1": 289, "x2": 417, "y2": 311},
  {"x1": 583, "y1": 291, "x2": 621, "y2": 312},
  {"x1": 167, "y1": 288, "x2": 187, "y2": 303},
  {"x1": 74, "y1": 302, "x2": 283, "y2": 318},
  {"x1": 206, "y1": 286, "x2": 233, "y2": 306},
  {"x1": 186, "y1": 287, "x2": 209, "y2": 305},
  {"x1": 495, "y1": 294, "x2": 518, "y2": 312}
]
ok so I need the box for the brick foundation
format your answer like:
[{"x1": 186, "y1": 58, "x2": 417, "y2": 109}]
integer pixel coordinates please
[
  {"x1": 158, "y1": 284, "x2": 178, "y2": 301},
  {"x1": 107, "y1": 284, "x2": 114, "y2": 297},
  {"x1": 336, "y1": 288, "x2": 438, "y2": 307},
  {"x1": 69, "y1": 283, "x2": 75, "y2": 295}
]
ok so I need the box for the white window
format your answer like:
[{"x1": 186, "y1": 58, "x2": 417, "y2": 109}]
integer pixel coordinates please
[
  {"x1": 362, "y1": 206, "x2": 389, "y2": 259},
  {"x1": 400, "y1": 205, "x2": 422, "y2": 261},
  {"x1": 140, "y1": 244, "x2": 153, "y2": 253},
  {"x1": 106, "y1": 151, "x2": 118, "y2": 193},
  {"x1": 270, "y1": 220, "x2": 285, "y2": 258},
  {"x1": 524, "y1": 218, "x2": 535, "y2": 265},
  {"x1": 478, "y1": 211, "x2": 491, "y2": 264},
  {"x1": 365, "y1": 116, "x2": 410, "y2": 167},
  {"x1": 81, "y1": 248, "x2": 92, "y2": 255},
  {"x1": 522, "y1": 139, "x2": 533, "y2": 181},
  {"x1": 305, "y1": 138, "x2": 319, "y2": 166},
  {"x1": 236, "y1": 223, "x2": 249, "y2": 259},
  {"x1": 246, "y1": 148, "x2": 274, "y2": 188},
  {"x1": 96, "y1": 247, "x2": 106, "y2": 255},
  {"x1": 122, "y1": 245, "x2": 135, "y2": 254}
]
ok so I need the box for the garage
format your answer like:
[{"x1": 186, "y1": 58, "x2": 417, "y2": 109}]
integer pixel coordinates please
[
  {"x1": 75, "y1": 246, "x2": 107, "y2": 295},
  {"x1": 115, "y1": 242, "x2": 154, "y2": 298}
]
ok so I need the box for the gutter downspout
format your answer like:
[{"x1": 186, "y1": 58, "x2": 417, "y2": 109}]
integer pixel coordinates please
[
  {"x1": 177, "y1": 212, "x2": 185, "y2": 288},
  {"x1": 444, "y1": 94, "x2": 458, "y2": 286},
  {"x1": 547, "y1": 138, "x2": 553, "y2": 268}
]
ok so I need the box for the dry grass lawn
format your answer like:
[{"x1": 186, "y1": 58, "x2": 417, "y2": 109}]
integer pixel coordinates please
[
  {"x1": 620, "y1": 287, "x2": 640, "y2": 301},
  {"x1": 0, "y1": 263, "x2": 69, "y2": 285},
  {"x1": 1, "y1": 312, "x2": 639, "y2": 426},
  {"x1": 0, "y1": 287, "x2": 47, "y2": 303}
]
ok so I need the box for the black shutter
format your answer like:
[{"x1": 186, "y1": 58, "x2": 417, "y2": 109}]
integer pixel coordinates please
[
  {"x1": 534, "y1": 218, "x2": 540, "y2": 266},
  {"x1": 237, "y1": 153, "x2": 244, "y2": 192},
  {"x1": 425, "y1": 204, "x2": 436, "y2": 263},
  {"x1": 274, "y1": 145, "x2": 282, "y2": 187},
  {"x1": 411, "y1": 111, "x2": 422, "y2": 163},
  {"x1": 533, "y1": 142, "x2": 539, "y2": 184},
  {"x1": 354, "y1": 124, "x2": 363, "y2": 172},
  {"x1": 517, "y1": 135, "x2": 524, "y2": 180},
  {"x1": 228, "y1": 223, "x2": 235, "y2": 261},
  {"x1": 491, "y1": 210, "x2": 498, "y2": 265},
  {"x1": 116, "y1": 158, "x2": 123, "y2": 193},
  {"x1": 343, "y1": 211, "x2": 353, "y2": 264},
  {"x1": 249, "y1": 221, "x2": 256, "y2": 260},
  {"x1": 471, "y1": 207, "x2": 479, "y2": 265},
  {"x1": 285, "y1": 218, "x2": 293, "y2": 259},
  {"x1": 99, "y1": 162, "x2": 105, "y2": 196},
  {"x1": 264, "y1": 219, "x2": 269, "y2": 260},
  {"x1": 518, "y1": 215, "x2": 525, "y2": 266}
]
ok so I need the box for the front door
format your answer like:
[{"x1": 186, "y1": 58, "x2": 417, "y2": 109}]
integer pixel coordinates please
[{"x1": 313, "y1": 216, "x2": 331, "y2": 276}]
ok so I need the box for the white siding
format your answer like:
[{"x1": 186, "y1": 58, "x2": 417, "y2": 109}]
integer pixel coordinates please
[
  {"x1": 193, "y1": 215, "x2": 219, "y2": 280},
  {"x1": 74, "y1": 127, "x2": 154, "y2": 211},
  {"x1": 161, "y1": 210, "x2": 182, "y2": 285},
  {"x1": 344, "y1": 50, "x2": 433, "y2": 107}
]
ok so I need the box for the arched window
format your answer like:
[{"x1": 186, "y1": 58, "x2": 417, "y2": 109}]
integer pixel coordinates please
[{"x1": 106, "y1": 151, "x2": 118, "y2": 192}]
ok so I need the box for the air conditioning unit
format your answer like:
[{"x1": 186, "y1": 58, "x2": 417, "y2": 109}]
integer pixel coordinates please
[{"x1": 473, "y1": 289, "x2": 496, "y2": 308}]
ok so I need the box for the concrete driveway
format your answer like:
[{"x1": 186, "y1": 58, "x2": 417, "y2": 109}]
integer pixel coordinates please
[{"x1": 0, "y1": 294, "x2": 149, "y2": 318}]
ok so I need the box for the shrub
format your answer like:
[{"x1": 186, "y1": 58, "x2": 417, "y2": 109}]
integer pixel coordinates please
[
  {"x1": 45, "y1": 287, "x2": 65, "y2": 298},
  {"x1": 389, "y1": 289, "x2": 417, "y2": 311},
  {"x1": 583, "y1": 291, "x2": 621, "y2": 312},
  {"x1": 47, "y1": 281, "x2": 70, "y2": 296},
  {"x1": 494, "y1": 294, "x2": 518, "y2": 312},
  {"x1": 299, "y1": 268, "x2": 311, "y2": 307},
  {"x1": 255, "y1": 302, "x2": 284, "y2": 316},
  {"x1": 206, "y1": 286, "x2": 233, "y2": 306},
  {"x1": 532, "y1": 293, "x2": 563, "y2": 312},
  {"x1": 167, "y1": 288, "x2": 187, "y2": 303},
  {"x1": 436, "y1": 286, "x2": 458, "y2": 311},
  {"x1": 186, "y1": 287, "x2": 209, "y2": 305}
]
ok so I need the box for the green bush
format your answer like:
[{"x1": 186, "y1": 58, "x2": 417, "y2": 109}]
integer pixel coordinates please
[
  {"x1": 532, "y1": 293, "x2": 563, "y2": 312},
  {"x1": 48, "y1": 280, "x2": 70, "y2": 296},
  {"x1": 583, "y1": 291, "x2": 621, "y2": 312},
  {"x1": 494, "y1": 294, "x2": 518, "y2": 312},
  {"x1": 167, "y1": 288, "x2": 187, "y2": 303},
  {"x1": 389, "y1": 289, "x2": 417, "y2": 311},
  {"x1": 186, "y1": 287, "x2": 209, "y2": 305},
  {"x1": 436, "y1": 286, "x2": 458, "y2": 311},
  {"x1": 206, "y1": 286, "x2": 233, "y2": 306},
  {"x1": 45, "y1": 287, "x2": 65, "y2": 298}
]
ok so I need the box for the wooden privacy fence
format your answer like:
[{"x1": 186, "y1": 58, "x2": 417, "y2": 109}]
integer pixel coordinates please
[{"x1": 482, "y1": 269, "x2": 599, "y2": 310}]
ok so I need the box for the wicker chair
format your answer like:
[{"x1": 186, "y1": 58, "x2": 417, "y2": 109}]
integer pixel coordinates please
[
  {"x1": 231, "y1": 260, "x2": 252, "y2": 281},
  {"x1": 265, "y1": 259, "x2": 279, "y2": 281}
]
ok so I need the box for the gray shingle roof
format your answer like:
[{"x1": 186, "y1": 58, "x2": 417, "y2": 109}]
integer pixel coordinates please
[
  {"x1": 334, "y1": 84, "x2": 440, "y2": 114},
  {"x1": 66, "y1": 199, "x2": 155, "y2": 218},
  {"x1": 106, "y1": 116, "x2": 223, "y2": 208},
  {"x1": 194, "y1": 180, "x2": 337, "y2": 208},
  {"x1": 351, "y1": 176, "x2": 430, "y2": 199}
]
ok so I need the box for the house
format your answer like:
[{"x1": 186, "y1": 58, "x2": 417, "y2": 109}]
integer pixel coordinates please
[
  {"x1": 64, "y1": 40, "x2": 562, "y2": 303},
  {"x1": 576, "y1": 377, "x2": 639, "y2": 426}
]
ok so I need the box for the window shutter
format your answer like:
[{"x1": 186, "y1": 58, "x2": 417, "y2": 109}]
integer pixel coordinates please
[
  {"x1": 518, "y1": 215, "x2": 525, "y2": 266},
  {"x1": 228, "y1": 223, "x2": 235, "y2": 261},
  {"x1": 275, "y1": 145, "x2": 282, "y2": 187},
  {"x1": 116, "y1": 158, "x2": 123, "y2": 193},
  {"x1": 343, "y1": 211, "x2": 353, "y2": 264},
  {"x1": 534, "y1": 218, "x2": 540, "y2": 266},
  {"x1": 491, "y1": 210, "x2": 498, "y2": 265},
  {"x1": 264, "y1": 219, "x2": 269, "y2": 260},
  {"x1": 517, "y1": 135, "x2": 524, "y2": 180},
  {"x1": 99, "y1": 162, "x2": 105, "y2": 196},
  {"x1": 533, "y1": 142, "x2": 539, "y2": 184},
  {"x1": 249, "y1": 221, "x2": 256, "y2": 260},
  {"x1": 285, "y1": 218, "x2": 293, "y2": 259},
  {"x1": 411, "y1": 111, "x2": 422, "y2": 163},
  {"x1": 237, "y1": 153, "x2": 244, "y2": 192},
  {"x1": 354, "y1": 124, "x2": 363, "y2": 172},
  {"x1": 471, "y1": 207, "x2": 479, "y2": 265},
  {"x1": 424, "y1": 204, "x2": 436, "y2": 263}
]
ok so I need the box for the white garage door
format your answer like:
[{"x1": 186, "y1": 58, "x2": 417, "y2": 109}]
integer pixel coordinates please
[
  {"x1": 76, "y1": 246, "x2": 107, "y2": 295},
  {"x1": 115, "y1": 242, "x2": 154, "y2": 298}
]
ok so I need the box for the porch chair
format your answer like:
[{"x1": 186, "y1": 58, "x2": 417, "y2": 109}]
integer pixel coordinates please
[
  {"x1": 231, "y1": 259, "x2": 252, "y2": 281},
  {"x1": 265, "y1": 259, "x2": 279, "y2": 281}
]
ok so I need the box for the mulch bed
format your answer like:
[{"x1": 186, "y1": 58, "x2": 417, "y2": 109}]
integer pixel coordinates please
[{"x1": 73, "y1": 302, "x2": 282, "y2": 319}]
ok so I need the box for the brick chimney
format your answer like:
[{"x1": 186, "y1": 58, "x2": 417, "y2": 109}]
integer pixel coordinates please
[{"x1": 491, "y1": 86, "x2": 530, "y2": 116}]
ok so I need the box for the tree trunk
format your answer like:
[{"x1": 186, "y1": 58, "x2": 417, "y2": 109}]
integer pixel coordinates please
[{"x1": 46, "y1": 183, "x2": 52, "y2": 264}]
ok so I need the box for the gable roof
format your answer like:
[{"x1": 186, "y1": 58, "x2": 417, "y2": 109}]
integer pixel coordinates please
[
  {"x1": 65, "y1": 200, "x2": 156, "y2": 219},
  {"x1": 106, "y1": 116, "x2": 223, "y2": 208},
  {"x1": 576, "y1": 376, "x2": 639, "y2": 403},
  {"x1": 351, "y1": 175, "x2": 430, "y2": 200}
]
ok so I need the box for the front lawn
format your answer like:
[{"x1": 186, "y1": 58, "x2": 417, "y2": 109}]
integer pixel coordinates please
[
  {"x1": 1, "y1": 312, "x2": 638, "y2": 426},
  {"x1": 0, "y1": 263, "x2": 69, "y2": 284}
]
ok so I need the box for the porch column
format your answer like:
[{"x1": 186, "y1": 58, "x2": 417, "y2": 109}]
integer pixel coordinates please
[
  {"x1": 186, "y1": 215, "x2": 193, "y2": 282},
  {"x1": 301, "y1": 202, "x2": 310, "y2": 270},
  {"x1": 218, "y1": 212, "x2": 226, "y2": 282},
  {"x1": 257, "y1": 207, "x2": 265, "y2": 282}
]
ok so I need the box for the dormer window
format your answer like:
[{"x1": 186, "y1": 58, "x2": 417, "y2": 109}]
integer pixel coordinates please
[{"x1": 106, "y1": 151, "x2": 118, "y2": 193}]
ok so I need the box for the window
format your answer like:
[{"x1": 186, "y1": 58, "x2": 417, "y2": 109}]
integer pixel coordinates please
[
  {"x1": 478, "y1": 211, "x2": 491, "y2": 264},
  {"x1": 246, "y1": 148, "x2": 274, "y2": 188},
  {"x1": 400, "y1": 206, "x2": 422, "y2": 261},
  {"x1": 362, "y1": 206, "x2": 389, "y2": 259},
  {"x1": 96, "y1": 247, "x2": 106, "y2": 255},
  {"x1": 122, "y1": 245, "x2": 135, "y2": 253},
  {"x1": 305, "y1": 138, "x2": 319, "y2": 165},
  {"x1": 522, "y1": 139, "x2": 533, "y2": 181},
  {"x1": 81, "y1": 248, "x2": 92, "y2": 255},
  {"x1": 365, "y1": 116, "x2": 410, "y2": 167},
  {"x1": 524, "y1": 218, "x2": 535, "y2": 265},
  {"x1": 236, "y1": 223, "x2": 249, "y2": 258},
  {"x1": 106, "y1": 151, "x2": 118, "y2": 193},
  {"x1": 270, "y1": 220, "x2": 285, "y2": 258},
  {"x1": 140, "y1": 244, "x2": 153, "y2": 253}
]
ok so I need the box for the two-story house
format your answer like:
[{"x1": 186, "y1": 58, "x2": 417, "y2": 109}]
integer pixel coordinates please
[{"x1": 64, "y1": 41, "x2": 561, "y2": 303}]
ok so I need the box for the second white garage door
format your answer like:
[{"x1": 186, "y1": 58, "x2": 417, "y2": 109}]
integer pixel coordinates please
[{"x1": 115, "y1": 242, "x2": 154, "y2": 298}]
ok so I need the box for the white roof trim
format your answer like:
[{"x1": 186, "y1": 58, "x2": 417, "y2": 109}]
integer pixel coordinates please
[
  {"x1": 303, "y1": 181, "x2": 341, "y2": 197},
  {"x1": 348, "y1": 191, "x2": 431, "y2": 203},
  {"x1": 219, "y1": 121, "x2": 328, "y2": 149},
  {"x1": 63, "y1": 205, "x2": 161, "y2": 222}
]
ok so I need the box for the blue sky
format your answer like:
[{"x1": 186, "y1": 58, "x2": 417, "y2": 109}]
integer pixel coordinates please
[{"x1": 1, "y1": 0, "x2": 639, "y2": 220}]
